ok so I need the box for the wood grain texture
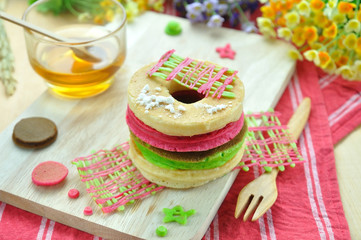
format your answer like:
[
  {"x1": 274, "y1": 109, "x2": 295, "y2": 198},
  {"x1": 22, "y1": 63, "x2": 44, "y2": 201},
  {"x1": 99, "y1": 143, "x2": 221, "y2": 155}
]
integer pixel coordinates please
[{"x1": 0, "y1": 1, "x2": 296, "y2": 239}]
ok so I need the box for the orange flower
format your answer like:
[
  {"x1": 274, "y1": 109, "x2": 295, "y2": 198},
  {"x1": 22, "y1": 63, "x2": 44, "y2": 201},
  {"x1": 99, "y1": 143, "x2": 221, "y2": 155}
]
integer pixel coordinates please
[
  {"x1": 310, "y1": 0, "x2": 325, "y2": 11},
  {"x1": 323, "y1": 22, "x2": 337, "y2": 39},
  {"x1": 318, "y1": 51, "x2": 331, "y2": 68},
  {"x1": 270, "y1": 1, "x2": 281, "y2": 12},
  {"x1": 357, "y1": 9, "x2": 361, "y2": 22},
  {"x1": 336, "y1": 56, "x2": 349, "y2": 67},
  {"x1": 276, "y1": 16, "x2": 287, "y2": 26},
  {"x1": 338, "y1": 35, "x2": 346, "y2": 49},
  {"x1": 338, "y1": 2, "x2": 356, "y2": 14},
  {"x1": 314, "y1": 11, "x2": 329, "y2": 28},
  {"x1": 281, "y1": 0, "x2": 295, "y2": 12},
  {"x1": 261, "y1": 5, "x2": 276, "y2": 19},
  {"x1": 304, "y1": 26, "x2": 318, "y2": 43}
]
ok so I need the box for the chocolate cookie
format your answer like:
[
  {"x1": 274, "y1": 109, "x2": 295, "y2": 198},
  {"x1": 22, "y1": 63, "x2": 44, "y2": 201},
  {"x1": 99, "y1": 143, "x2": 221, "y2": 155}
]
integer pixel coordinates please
[{"x1": 12, "y1": 117, "x2": 58, "y2": 149}]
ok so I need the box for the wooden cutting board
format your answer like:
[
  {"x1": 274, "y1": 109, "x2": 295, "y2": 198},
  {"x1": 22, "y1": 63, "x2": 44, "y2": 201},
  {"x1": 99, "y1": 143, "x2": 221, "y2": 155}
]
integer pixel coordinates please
[{"x1": 0, "y1": 3, "x2": 295, "y2": 239}]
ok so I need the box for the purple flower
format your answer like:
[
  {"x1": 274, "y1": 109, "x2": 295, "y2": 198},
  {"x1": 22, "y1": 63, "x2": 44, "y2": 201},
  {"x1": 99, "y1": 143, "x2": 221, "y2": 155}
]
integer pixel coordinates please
[
  {"x1": 207, "y1": 14, "x2": 224, "y2": 27},
  {"x1": 204, "y1": 0, "x2": 219, "y2": 13},
  {"x1": 186, "y1": 11, "x2": 205, "y2": 23},
  {"x1": 185, "y1": 2, "x2": 205, "y2": 15},
  {"x1": 242, "y1": 21, "x2": 257, "y2": 32},
  {"x1": 216, "y1": 3, "x2": 228, "y2": 16}
]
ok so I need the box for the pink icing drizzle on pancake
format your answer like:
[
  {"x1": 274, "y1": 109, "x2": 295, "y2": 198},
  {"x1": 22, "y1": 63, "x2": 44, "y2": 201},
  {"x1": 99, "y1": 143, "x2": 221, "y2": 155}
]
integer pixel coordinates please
[{"x1": 126, "y1": 107, "x2": 244, "y2": 152}]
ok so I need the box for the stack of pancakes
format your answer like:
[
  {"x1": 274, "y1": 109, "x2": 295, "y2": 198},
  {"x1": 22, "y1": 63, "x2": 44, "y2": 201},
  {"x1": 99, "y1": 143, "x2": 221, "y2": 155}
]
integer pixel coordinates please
[{"x1": 127, "y1": 54, "x2": 247, "y2": 189}]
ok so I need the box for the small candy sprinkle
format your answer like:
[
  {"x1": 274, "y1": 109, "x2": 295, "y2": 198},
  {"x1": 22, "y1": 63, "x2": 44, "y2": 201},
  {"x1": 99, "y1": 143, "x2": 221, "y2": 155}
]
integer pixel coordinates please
[
  {"x1": 83, "y1": 206, "x2": 93, "y2": 216},
  {"x1": 156, "y1": 226, "x2": 168, "y2": 237},
  {"x1": 165, "y1": 21, "x2": 182, "y2": 36},
  {"x1": 216, "y1": 43, "x2": 236, "y2": 60},
  {"x1": 68, "y1": 189, "x2": 80, "y2": 199},
  {"x1": 163, "y1": 205, "x2": 196, "y2": 225}
]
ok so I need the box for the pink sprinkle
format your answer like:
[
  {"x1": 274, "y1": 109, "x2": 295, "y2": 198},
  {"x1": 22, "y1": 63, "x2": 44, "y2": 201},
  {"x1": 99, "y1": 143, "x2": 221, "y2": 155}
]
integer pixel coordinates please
[
  {"x1": 68, "y1": 189, "x2": 80, "y2": 199},
  {"x1": 83, "y1": 206, "x2": 93, "y2": 216},
  {"x1": 216, "y1": 43, "x2": 236, "y2": 60}
]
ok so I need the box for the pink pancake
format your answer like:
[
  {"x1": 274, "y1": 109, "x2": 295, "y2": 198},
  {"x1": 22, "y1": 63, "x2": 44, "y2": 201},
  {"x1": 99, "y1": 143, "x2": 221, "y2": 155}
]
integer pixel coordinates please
[
  {"x1": 32, "y1": 161, "x2": 68, "y2": 186},
  {"x1": 126, "y1": 107, "x2": 244, "y2": 152}
]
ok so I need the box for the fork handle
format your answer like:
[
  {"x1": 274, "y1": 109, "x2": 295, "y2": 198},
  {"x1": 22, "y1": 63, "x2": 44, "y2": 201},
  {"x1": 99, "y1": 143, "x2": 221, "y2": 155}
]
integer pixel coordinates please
[{"x1": 287, "y1": 97, "x2": 311, "y2": 140}]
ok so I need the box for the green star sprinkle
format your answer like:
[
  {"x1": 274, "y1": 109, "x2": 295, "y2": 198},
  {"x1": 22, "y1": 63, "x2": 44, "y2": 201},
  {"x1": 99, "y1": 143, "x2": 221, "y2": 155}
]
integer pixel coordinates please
[
  {"x1": 165, "y1": 21, "x2": 182, "y2": 36},
  {"x1": 162, "y1": 205, "x2": 196, "y2": 225},
  {"x1": 156, "y1": 226, "x2": 168, "y2": 237}
]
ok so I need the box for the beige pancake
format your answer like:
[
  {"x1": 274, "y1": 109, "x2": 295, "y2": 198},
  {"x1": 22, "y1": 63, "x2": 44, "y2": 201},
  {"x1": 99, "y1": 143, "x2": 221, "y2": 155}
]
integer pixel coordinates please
[
  {"x1": 129, "y1": 139, "x2": 246, "y2": 189},
  {"x1": 128, "y1": 62, "x2": 245, "y2": 136}
]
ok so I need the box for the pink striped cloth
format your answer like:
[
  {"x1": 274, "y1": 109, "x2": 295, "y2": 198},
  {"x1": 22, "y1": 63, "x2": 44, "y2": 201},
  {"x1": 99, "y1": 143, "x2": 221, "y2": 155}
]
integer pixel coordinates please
[
  {"x1": 0, "y1": 59, "x2": 355, "y2": 240},
  {"x1": 204, "y1": 61, "x2": 353, "y2": 240}
]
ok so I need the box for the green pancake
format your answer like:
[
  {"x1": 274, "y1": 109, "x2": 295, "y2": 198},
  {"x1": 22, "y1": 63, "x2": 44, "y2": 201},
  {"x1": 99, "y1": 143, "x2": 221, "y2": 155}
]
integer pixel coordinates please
[{"x1": 130, "y1": 123, "x2": 248, "y2": 170}]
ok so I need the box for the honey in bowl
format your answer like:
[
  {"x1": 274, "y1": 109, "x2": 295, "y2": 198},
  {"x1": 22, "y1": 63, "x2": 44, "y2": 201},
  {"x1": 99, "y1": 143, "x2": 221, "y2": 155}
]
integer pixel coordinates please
[{"x1": 28, "y1": 25, "x2": 126, "y2": 98}]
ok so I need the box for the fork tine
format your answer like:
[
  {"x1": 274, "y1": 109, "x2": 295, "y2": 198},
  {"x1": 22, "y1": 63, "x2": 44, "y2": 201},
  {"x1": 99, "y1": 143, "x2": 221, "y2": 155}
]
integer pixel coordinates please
[
  {"x1": 243, "y1": 195, "x2": 261, "y2": 221},
  {"x1": 251, "y1": 192, "x2": 278, "y2": 221},
  {"x1": 235, "y1": 191, "x2": 252, "y2": 219}
]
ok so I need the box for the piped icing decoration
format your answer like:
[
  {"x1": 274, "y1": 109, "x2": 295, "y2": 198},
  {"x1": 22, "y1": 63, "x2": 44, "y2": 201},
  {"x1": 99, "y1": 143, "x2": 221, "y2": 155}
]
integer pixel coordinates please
[
  {"x1": 238, "y1": 110, "x2": 304, "y2": 172},
  {"x1": 72, "y1": 142, "x2": 164, "y2": 213},
  {"x1": 147, "y1": 50, "x2": 238, "y2": 99},
  {"x1": 126, "y1": 107, "x2": 244, "y2": 152},
  {"x1": 163, "y1": 205, "x2": 196, "y2": 225},
  {"x1": 136, "y1": 84, "x2": 185, "y2": 118}
]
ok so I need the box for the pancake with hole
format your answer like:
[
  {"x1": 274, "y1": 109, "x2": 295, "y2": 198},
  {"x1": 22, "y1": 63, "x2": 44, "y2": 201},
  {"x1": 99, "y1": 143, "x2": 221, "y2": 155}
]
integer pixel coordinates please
[{"x1": 126, "y1": 50, "x2": 247, "y2": 188}]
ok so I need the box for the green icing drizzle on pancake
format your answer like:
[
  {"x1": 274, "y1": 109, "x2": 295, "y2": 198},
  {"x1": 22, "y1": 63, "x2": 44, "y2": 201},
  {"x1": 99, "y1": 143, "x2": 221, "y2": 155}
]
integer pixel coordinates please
[{"x1": 133, "y1": 137, "x2": 246, "y2": 170}]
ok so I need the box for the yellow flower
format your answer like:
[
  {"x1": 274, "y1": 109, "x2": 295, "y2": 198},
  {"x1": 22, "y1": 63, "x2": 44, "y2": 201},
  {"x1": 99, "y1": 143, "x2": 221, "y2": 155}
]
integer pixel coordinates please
[
  {"x1": 292, "y1": 26, "x2": 305, "y2": 46},
  {"x1": 323, "y1": 60, "x2": 337, "y2": 74},
  {"x1": 153, "y1": 0, "x2": 165, "y2": 12},
  {"x1": 353, "y1": 60, "x2": 361, "y2": 76},
  {"x1": 357, "y1": 9, "x2": 361, "y2": 22},
  {"x1": 314, "y1": 11, "x2": 329, "y2": 28},
  {"x1": 285, "y1": 11, "x2": 300, "y2": 28},
  {"x1": 304, "y1": 49, "x2": 319, "y2": 62},
  {"x1": 277, "y1": 27, "x2": 293, "y2": 41},
  {"x1": 330, "y1": 49, "x2": 343, "y2": 60},
  {"x1": 297, "y1": 0, "x2": 310, "y2": 16},
  {"x1": 323, "y1": 22, "x2": 338, "y2": 38},
  {"x1": 310, "y1": 42, "x2": 323, "y2": 50},
  {"x1": 336, "y1": 65, "x2": 356, "y2": 80},
  {"x1": 257, "y1": 17, "x2": 274, "y2": 28},
  {"x1": 332, "y1": 13, "x2": 347, "y2": 24},
  {"x1": 125, "y1": 1, "x2": 140, "y2": 22},
  {"x1": 343, "y1": 33, "x2": 357, "y2": 50},
  {"x1": 289, "y1": 49, "x2": 303, "y2": 60},
  {"x1": 357, "y1": 37, "x2": 361, "y2": 54},
  {"x1": 327, "y1": 0, "x2": 338, "y2": 9},
  {"x1": 345, "y1": 19, "x2": 361, "y2": 33},
  {"x1": 259, "y1": 26, "x2": 277, "y2": 38}
]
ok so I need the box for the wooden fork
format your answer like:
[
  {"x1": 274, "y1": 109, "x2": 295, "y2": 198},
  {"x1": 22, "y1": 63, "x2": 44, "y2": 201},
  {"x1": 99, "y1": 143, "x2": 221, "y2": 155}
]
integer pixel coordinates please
[{"x1": 235, "y1": 97, "x2": 311, "y2": 221}]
